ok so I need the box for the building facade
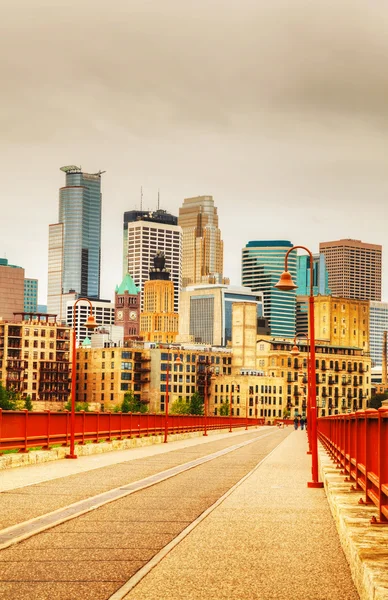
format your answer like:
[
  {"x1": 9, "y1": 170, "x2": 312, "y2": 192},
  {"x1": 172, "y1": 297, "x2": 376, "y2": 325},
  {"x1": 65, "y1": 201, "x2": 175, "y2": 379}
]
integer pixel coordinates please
[
  {"x1": 178, "y1": 195, "x2": 225, "y2": 287},
  {"x1": 0, "y1": 258, "x2": 24, "y2": 321},
  {"x1": 319, "y1": 238, "x2": 382, "y2": 301},
  {"x1": 140, "y1": 253, "x2": 179, "y2": 344},
  {"x1": 123, "y1": 209, "x2": 182, "y2": 312},
  {"x1": 178, "y1": 284, "x2": 263, "y2": 347},
  {"x1": 369, "y1": 301, "x2": 388, "y2": 367},
  {"x1": 0, "y1": 315, "x2": 71, "y2": 409},
  {"x1": 24, "y1": 278, "x2": 38, "y2": 315},
  {"x1": 114, "y1": 274, "x2": 141, "y2": 339},
  {"x1": 296, "y1": 254, "x2": 331, "y2": 296},
  {"x1": 47, "y1": 165, "x2": 103, "y2": 319},
  {"x1": 66, "y1": 298, "x2": 115, "y2": 346},
  {"x1": 242, "y1": 240, "x2": 297, "y2": 338}
]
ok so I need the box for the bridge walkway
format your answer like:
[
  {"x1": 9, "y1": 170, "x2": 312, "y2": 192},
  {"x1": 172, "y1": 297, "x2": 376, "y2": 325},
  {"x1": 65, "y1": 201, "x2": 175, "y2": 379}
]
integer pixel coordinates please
[{"x1": 0, "y1": 428, "x2": 359, "y2": 599}]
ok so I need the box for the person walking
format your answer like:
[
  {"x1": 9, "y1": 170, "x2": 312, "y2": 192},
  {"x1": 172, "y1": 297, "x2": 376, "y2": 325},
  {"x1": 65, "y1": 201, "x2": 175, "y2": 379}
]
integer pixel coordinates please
[
  {"x1": 293, "y1": 416, "x2": 299, "y2": 430},
  {"x1": 300, "y1": 416, "x2": 305, "y2": 430}
]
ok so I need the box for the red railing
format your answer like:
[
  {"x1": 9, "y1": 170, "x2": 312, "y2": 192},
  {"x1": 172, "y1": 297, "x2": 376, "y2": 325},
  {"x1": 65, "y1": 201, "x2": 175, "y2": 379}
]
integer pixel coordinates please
[
  {"x1": 0, "y1": 409, "x2": 264, "y2": 453},
  {"x1": 318, "y1": 408, "x2": 388, "y2": 524}
]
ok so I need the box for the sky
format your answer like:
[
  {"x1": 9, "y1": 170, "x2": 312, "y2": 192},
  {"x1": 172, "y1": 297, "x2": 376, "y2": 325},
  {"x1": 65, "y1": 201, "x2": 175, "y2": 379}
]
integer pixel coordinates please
[{"x1": 1, "y1": 0, "x2": 388, "y2": 304}]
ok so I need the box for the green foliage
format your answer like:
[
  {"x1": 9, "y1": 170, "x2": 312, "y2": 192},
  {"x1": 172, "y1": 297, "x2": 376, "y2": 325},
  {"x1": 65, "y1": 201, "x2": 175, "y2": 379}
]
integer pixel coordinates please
[
  {"x1": 283, "y1": 408, "x2": 291, "y2": 419},
  {"x1": 64, "y1": 401, "x2": 90, "y2": 412},
  {"x1": 24, "y1": 395, "x2": 33, "y2": 411},
  {"x1": 219, "y1": 403, "x2": 229, "y2": 416},
  {"x1": 170, "y1": 397, "x2": 191, "y2": 415},
  {"x1": 369, "y1": 393, "x2": 388, "y2": 410},
  {"x1": 121, "y1": 391, "x2": 148, "y2": 413},
  {"x1": 0, "y1": 383, "x2": 17, "y2": 410},
  {"x1": 189, "y1": 391, "x2": 204, "y2": 415}
]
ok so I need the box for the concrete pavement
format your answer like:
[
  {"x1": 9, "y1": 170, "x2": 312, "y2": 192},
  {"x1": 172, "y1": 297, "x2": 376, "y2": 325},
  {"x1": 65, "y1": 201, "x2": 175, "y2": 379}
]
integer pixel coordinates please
[{"x1": 122, "y1": 430, "x2": 359, "y2": 600}]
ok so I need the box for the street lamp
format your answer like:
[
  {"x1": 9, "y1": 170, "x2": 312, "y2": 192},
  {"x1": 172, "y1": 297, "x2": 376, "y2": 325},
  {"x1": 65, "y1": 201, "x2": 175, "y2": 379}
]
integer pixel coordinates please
[
  {"x1": 66, "y1": 298, "x2": 98, "y2": 459},
  {"x1": 164, "y1": 349, "x2": 181, "y2": 443},
  {"x1": 228, "y1": 380, "x2": 240, "y2": 433},
  {"x1": 275, "y1": 245, "x2": 323, "y2": 488},
  {"x1": 203, "y1": 358, "x2": 216, "y2": 436},
  {"x1": 291, "y1": 332, "x2": 312, "y2": 454}
]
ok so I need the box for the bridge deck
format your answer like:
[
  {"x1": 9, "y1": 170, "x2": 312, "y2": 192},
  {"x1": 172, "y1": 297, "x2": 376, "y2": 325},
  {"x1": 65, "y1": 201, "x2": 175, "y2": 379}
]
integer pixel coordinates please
[{"x1": 0, "y1": 428, "x2": 359, "y2": 599}]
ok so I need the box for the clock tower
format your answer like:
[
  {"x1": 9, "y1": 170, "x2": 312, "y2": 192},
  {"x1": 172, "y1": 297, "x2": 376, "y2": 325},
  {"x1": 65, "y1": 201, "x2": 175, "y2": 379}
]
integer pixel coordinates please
[{"x1": 114, "y1": 273, "x2": 140, "y2": 338}]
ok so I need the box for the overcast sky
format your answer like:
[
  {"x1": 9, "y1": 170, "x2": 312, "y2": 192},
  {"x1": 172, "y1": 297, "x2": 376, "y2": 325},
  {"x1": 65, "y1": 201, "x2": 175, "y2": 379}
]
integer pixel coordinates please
[{"x1": 1, "y1": 0, "x2": 388, "y2": 303}]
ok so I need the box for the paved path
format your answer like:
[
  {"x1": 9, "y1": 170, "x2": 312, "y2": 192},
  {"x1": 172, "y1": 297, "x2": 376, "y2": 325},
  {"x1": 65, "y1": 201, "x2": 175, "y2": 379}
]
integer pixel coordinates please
[
  {"x1": 123, "y1": 430, "x2": 359, "y2": 600},
  {"x1": 0, "y1": 428, "x2": 360, "y2": 599}
]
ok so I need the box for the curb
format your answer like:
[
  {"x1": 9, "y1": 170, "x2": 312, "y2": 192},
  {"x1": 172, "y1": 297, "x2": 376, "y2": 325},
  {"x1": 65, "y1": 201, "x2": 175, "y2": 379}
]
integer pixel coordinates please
[{"x1": 319, "y1": 445, "x2": 388, "y2": 600}]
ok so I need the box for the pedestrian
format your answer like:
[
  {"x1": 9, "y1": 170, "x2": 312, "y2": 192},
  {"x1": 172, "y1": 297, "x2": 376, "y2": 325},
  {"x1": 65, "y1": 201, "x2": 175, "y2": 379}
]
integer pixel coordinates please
[
  {"x1": 300, "y1": 416, "x2": 305, "y2": 430},
  {"x1": 293, "y1": 416, "x2": 299, "y2": 430},
  {"x1": 305, "y1": 417, "x2": 308, "y2": 431}
]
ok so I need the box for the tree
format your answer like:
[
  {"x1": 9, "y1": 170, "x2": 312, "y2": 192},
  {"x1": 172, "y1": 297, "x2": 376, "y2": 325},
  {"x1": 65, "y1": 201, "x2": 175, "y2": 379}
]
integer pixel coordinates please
[
  {"x1": 369, "y1": 393, "x2": 388, "y2": 410},
  {"x1": 64, "y1": 401, "x2": 90, "y2": 412},
  {"x1": 0, "y1": 383, "x2": 16, "y2": 410},
  {"x1": 170, "y1": 397, "x2": 190, "y2": 415},
  {"x1": 24, "y1": 395, "x2": 33, "y2": 411},
  {"x1": 189, "y1": 392, "x2": 204, "y2": 415},
  {"x1": 121, "y1": 391, "x2": 148, "y2": 413},
  {"x1": 219, "y1": 403, "x2": 229, "y2": 416}
]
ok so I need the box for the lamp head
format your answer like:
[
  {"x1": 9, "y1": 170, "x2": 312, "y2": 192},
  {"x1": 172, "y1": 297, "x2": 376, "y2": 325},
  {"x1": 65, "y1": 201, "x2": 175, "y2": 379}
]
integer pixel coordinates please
[
  {"x1": 210, "y1": 373, "x2": 217, "y2": 381},
  {"x1": 175, "y1": 356, "x2": 182, "y2": 364},
  {"x1": 84, "y1": 314, "x2": 98, "y2": 330},
  {"x1": 290, "y1": 344, "x2": 300, "y2": 356},
  {"x1": 274, "y1": 271, "x2": 298, "y2": 292}
]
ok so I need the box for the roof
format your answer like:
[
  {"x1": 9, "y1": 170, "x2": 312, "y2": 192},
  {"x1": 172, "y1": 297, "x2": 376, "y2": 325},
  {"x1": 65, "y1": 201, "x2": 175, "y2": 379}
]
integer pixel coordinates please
[{"x1": 115, "y1": 273, "x2": 140, "y2": 295}]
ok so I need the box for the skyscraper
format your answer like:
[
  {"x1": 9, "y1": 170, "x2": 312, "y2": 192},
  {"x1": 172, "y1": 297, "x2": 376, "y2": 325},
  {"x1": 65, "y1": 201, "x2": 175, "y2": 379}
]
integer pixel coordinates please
[
  {"x1": 24, "y1": 278, "x2": 38, "y2": 315},
  {"x1": 319, "y1": 239, "x2": 382, "y2": 301},
  {"x1": 178, "y1": 195, "x2": 225, "y2": 287},
  {"x1": 369, "y1": 301, "x2": 388, "y2": 367},
  {"x1": 242, "y1": 241, "x2": 297, "y2": 337},
  {"x1": 123, "y1": 209, "x2": 182, "y2": 312},
  {"x1": 47, "y1": 166, "x2": 103, "y2": 319},
  {"x1": 140, "y1": 252, "x2": 179, "y2": 344},
  {"x1": 0, "y1": 258, "x2": 24, "y2": 321},
  {"x1": 296, "y1": 253, "x2": 331, "y2": 335}
]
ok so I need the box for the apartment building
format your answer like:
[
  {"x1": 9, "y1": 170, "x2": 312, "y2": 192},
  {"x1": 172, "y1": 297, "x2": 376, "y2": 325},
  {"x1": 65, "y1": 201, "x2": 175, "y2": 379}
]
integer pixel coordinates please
[{"x1": 0, "y1": 314, "x2": 71, "y2": 409}]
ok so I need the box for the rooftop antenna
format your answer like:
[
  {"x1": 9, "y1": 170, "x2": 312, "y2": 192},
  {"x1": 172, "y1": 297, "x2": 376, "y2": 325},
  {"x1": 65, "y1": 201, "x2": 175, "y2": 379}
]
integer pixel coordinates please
[
  {"x1": 157, "y1": 189, "x2": 160, "y2": 211},
  {"x1": 140, "y1": 186, "x2": 143, "y2": 212}
]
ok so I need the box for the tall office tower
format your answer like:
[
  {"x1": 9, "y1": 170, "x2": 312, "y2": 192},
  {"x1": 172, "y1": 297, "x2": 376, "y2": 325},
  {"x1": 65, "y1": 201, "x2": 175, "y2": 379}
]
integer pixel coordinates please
[
  {"x1": 319, "y1": 239, "x2": 382, "y2": 301},
  {"x1": 24, "y1": 278, "x2": 38, "y2": 315},
  {"x1": 369, "y1": 301, "x2": 388, "y2": 367},
  {"x1": 0, "y1": 258, "x2": 24, "y2": 321},
  {"x1": 123, "y1": 209, "x2": 182, "y2": 312},
  {"x1": 296, "y1": 254, "x2": 331, "y2": 334},
  {"x1": 296, "y1": 254, "x2": 331, "y2": 296},
  {"x1": 178, "y1": 195, "x2": 225, "y2": 287},
  {"x1": 242, "y1": 241, "x2": 297, "y2": 338},
  {"x1": 47, "y1": 165, "x2": 103, "y2": 320},
  {"x1": 178, "y1": 283, "x2": 264, "y2": 346},
  {"x1": 140, "y1": 252, "x2": 179, "y2": 344}
]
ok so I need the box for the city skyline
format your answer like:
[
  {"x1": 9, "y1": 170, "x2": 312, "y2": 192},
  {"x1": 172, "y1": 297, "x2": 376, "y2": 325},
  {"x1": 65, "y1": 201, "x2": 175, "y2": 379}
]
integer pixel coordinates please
[{"x1": 1, "y1": 0, "x2": 388, "y2": 303}]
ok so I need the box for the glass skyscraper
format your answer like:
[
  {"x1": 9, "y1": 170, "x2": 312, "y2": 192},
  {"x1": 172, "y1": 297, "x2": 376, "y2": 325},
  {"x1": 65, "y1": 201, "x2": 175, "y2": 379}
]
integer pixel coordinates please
[
  {"x1": 296, "y1": 254, "x2": 331, "y2": 296},
  {"x1": 370, "y1": 301, "x2": 388, "y2": 367},
  {"x1": 47, "y1": 166, "x2": 103, "y2": 319},
  {"x1": 242, "y1": 241, "x2": 297, "y2": 337}
]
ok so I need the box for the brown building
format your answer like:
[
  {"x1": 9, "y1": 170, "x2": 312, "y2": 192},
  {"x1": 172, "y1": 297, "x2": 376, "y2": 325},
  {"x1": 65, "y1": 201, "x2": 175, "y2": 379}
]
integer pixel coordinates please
[
  {"x1": 114, "y1": 274, "x2": 141, "y2": 339},
  {"x1": 178, "y1": 195, "x2": 226, "y2": 287},
  {"x1": 0, "y1": 258, "x2": 24, "y2": 321},
  {"x1": 319, "y1": 239, "x2": 382, "y2": 301},
  {"x1": 140, "y1": 253, "x2": 179, "y2": 344},
  {"x1": 0, "y1": 314, "x2": 71, "y2": 410}
]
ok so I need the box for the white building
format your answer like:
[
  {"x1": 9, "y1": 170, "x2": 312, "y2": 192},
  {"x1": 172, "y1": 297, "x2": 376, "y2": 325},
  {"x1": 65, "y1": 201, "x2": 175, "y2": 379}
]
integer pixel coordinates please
[
  {"x1": 123, "y1": 209, "x2": 182, "y2": 312},
  {"x1": 66, "y1": 299, "x2": 115, "y2": 345}
]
